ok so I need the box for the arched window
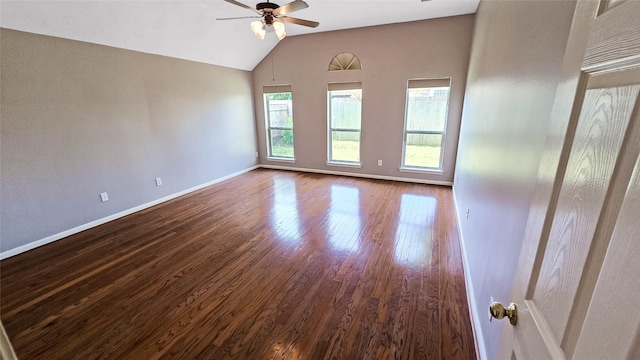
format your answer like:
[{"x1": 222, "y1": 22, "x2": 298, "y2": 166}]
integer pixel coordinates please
[{"x1": 328, "y1": 53, "x2": 362, "y2": 71}]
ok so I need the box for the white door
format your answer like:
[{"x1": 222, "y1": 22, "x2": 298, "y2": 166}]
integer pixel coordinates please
[{"x1": 496, "y1": 0, "x2": 640, "y2": 359}]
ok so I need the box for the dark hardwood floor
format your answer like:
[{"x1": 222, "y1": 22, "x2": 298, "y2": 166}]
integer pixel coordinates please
[{"x1": 1, "y1": 169, "x2": 476, "y2": 359}]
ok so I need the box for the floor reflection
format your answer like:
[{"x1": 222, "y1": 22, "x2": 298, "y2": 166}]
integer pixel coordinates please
[
  {"x1": 270, "y1": 177, "x2": 302, "y2": 244},
  {"x1": 394, "y1": 194, "x2": 436, "y2": 267},
  {"x1": 327, "y1": 185, "x2": 361, "y2": 252},
  {"x1": 271, "y1": 341, "x2": 301, "y2": 359}
]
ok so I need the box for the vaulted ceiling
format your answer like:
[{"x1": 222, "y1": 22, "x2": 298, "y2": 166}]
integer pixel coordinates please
[{"x1": 0, "y1": 0, "x2": 479, "y2": 71}]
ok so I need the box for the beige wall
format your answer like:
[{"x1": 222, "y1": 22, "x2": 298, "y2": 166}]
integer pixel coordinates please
[
  {"x1": 252, "y1": 16, "x2": 474, "y2": 183},
  {"x1": 0, "y1": 29, "x2": 257, "y2": 254},
  {"x1": 454, "y1": 1, "x2": 576, "y2": 358}
]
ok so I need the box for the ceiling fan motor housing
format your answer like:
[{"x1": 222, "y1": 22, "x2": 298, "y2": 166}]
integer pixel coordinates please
[{"x1": 256, "y1": 2, "x2": 280, "y2": 12}]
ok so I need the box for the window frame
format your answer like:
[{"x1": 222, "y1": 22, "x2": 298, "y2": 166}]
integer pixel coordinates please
[
  {"x1": 400, "y1": 78, "x2": 452, "y2": 172},
  {"x1": 327, "y1": 82, "x2": 363, "y2": 167},
  {"x1": 263, "y1": 85, "x2": 294, "y2": 161}
]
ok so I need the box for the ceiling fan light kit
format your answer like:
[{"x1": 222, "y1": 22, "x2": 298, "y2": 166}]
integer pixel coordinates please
[
  {"x1": 250, "y1": 20, "x2": 266, "y2": 39},
  {"x1": 272, "y1": 20, "x2": 287, "y2": 40},
  {"x1": 250, "y1": 14, "x2": 286, "y2": 40},
  {"x1": 219, "y1": 0, "x2": 319, "y2": 41}
]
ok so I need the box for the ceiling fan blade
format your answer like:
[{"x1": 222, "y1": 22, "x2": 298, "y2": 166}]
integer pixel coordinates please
[
  {"x1": 216, "y1": 16, "x2": 262, "y2": 20},
  {"x1": 273, "y1": 0, "x2": 309, "y2": 16},
  {"x1": 280, "y1": 16, "x2": 319, "y2": 28},
  {"x1": 223, "y1": 0, "x2": 260, "y2": 13}
]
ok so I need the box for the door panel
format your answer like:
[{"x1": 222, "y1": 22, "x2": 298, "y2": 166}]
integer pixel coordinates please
[
  {"x1": 512, "y1": 301, "x2": 557, "y2": 358},
  {"x1": 584, "y1": 0, "x2": 640, "y2": 71},
  {"x1": 573, "y1": 156, "x2": 640, "y2": 359},
  {"x1": 533, "y1": 84, "x2": 639, "y2": 340}
]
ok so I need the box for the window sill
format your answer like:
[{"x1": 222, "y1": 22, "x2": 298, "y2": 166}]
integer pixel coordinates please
[
  {"x1": 399, "y1": 167, "x2": 443, "y2": 174},
  {"x1": 327, "y1": 161, "x2": 361, "y2": 169},
  {"x1": 267, "y1": 157, "x2": 295, "y2": 163}
]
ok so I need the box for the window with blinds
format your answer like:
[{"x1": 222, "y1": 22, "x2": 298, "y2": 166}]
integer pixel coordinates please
[
  {"x1": 327, "y1": 82, "x2": 362, "y2": 165},
  {"x1": 401, "y1": 78, "x2": 451, "y2": 171},
  {"x1": 264, "y1": 85, "x2": 294, "y2": 159}
]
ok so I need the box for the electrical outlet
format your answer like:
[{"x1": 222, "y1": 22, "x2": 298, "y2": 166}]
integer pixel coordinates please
[
  {"x1": 155, "y1": 177, "x2": 163, "y2": 186},
  {"x1": 100, "y1": 192, "x2": 109, "y2": 202},
  {"x1": 377, "y1": 160, "x2": 382, "y2": 166},
  {"x1": 255, "y1": 151, "x2": 259, "y2": 158},
  {"x1": 465, "y1": 208, "x2": 470, "y2": 219}
]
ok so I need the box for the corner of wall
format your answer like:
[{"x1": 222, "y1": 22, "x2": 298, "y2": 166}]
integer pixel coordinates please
[{"x1": 0, "y1": 166, "x2": 259, "y2": 260}]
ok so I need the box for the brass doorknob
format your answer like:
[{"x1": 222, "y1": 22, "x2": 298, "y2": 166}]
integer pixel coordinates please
[{"x1": 489, "y1": 302, "x2": 517, "y2": 326}]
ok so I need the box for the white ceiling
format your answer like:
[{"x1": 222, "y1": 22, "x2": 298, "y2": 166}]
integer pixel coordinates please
[{"x1": 0, "y1": 0, "x2": 479, "y2": 71}]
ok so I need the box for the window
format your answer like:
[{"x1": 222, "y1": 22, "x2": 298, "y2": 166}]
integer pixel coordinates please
[
  {"x1": 264, "y1": 85, "x2": 294, "y2": 159},
  {"x1": 328, "y1": 53, "x2": 362, "y2": 71},
  {"x1": 328, "y1": 83, "x2": 362, "y2": 165},
  {"x1": 401, "y1": 78, "x2": 451, "y2": 171}
]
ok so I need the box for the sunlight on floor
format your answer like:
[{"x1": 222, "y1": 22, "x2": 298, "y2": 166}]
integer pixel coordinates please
[
  {"x1": 328, "y1": 185, "x2": 361, "y2": 252},
  {"x1": 394, "y1": 194, "x2": 436, "y2": 267},
  {"x1": 271, "y1": 178, "x2": 302, "y2": 245},
  {"x1": 271, "y1": 341, "x2": 302, "y2": 360}
]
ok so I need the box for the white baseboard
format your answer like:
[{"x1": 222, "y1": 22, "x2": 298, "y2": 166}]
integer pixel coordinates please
[
  {"x1": 452, "y1": 187, "x2": 487, "y2": 360},
  {"x1": 0, "y1": 166, "x2": 259, "y2": 260},
  {"x1": 259, "y1": 164, "x2": 453, "y2": 186},
  {"x1": 1, "y1": 164, "x2": 449, "y2": 260},
  {"x1": 0, "y1": 321, "x2": 17, "y2": 360}
]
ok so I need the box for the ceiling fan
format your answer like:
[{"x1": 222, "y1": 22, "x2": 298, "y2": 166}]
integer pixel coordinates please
[{"x1": 217, "y1": 0, "x2": 319, "y2": 40}]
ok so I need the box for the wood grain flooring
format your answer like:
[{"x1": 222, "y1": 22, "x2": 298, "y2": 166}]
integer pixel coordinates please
[{"x1": 1, "y1": 169, "x2": 476, "y2": 359}]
